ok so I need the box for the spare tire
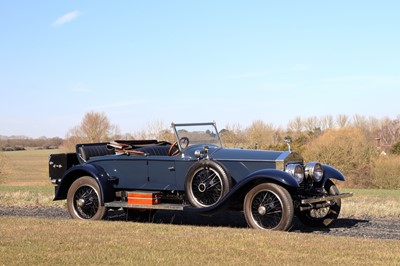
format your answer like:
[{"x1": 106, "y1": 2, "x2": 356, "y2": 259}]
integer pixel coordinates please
[{"x1": 185, "y1": 160, "x2": 231, "y2": 208}]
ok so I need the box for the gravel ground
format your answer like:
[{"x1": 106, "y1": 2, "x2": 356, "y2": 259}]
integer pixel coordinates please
[{"x1": 1, "y1": 206, "x2": 400, "y2": 240}]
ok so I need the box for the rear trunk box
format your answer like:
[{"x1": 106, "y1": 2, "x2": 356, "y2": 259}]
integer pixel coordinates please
[
  {"x1": 49, "y1": 153, "x2": 79, "y2": 181},
  {"x1": 127, "y1": 191, "x2": 162, "y2": 205}
]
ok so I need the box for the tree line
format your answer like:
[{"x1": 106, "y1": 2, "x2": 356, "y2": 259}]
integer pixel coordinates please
[
  {"x1": 0, "y1": 136, "x2": 63, "y2": 151},
  {"x1": 2, "y1": 111, "x2": 400, "y2": 189}
]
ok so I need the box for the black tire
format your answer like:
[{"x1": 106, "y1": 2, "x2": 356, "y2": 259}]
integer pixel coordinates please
[
  {"x1": 185, "y1": 160, "x2": 231, "y2": 208},
  {"x1": 297, "y1": 179, "x2": 341, "y2": 227},
  {"x1": 67, "y1": 176, "x2": 107, "y2": 220},
  {"x1": 244, "y1": 183, "x2": 294, "y2": 231}
]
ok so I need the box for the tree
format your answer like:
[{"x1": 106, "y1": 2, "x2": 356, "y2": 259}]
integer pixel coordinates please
[
  {"x1": 302, "y1": 127, "x2": 377, "y2": 187},
  {"x1": 220, "y1": 123, "x2": 246, "y2": 148},
  {"x1": 378, "y1": 116, "x2": 400, "y2": 145},
  {"x1": 287, "y1": 116, "x2": 304, "y2": 134},
  {"x1": 132, "y1": 120, "x2": 175, "y2": 142},
  {"x1": 64, "y1": 111, "x2": 121, "y2": 151},
  {"x1": 336, "y1": 114, "x2": 350, "y2": 128},
  {"x1": 246, "y1": 120, "x2": 281, "y2": 149}
]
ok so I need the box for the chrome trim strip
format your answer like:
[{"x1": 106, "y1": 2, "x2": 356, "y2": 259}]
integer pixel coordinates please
[{"x1": 301, "y1": 192, "x2": 353, "y2": 204}]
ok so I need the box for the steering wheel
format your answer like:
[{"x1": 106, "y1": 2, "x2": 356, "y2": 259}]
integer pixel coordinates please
[{"x1": 168, "y1": 137, "x2": 190, "y2": 156}]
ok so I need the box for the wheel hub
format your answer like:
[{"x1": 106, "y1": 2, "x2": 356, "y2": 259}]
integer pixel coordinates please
[
  {"x1": 198, "y1": 183, "x2": 206, "y2": 192},
  {"x1": 258, "y1": 206, "x2": 267, "y2": 216},
  {"x1": 77, "y1": 198, "x2": 85, "y2": 208}
]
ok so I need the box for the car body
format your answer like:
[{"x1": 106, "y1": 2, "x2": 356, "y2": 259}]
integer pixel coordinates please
[{"x1": 49, "y1": 122, "x2": 352, "y2": 231}]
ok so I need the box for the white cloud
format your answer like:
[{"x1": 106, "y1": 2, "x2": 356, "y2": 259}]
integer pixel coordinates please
[{"x1": 52, "y1": 10, "x2": 80, "y2": 27}]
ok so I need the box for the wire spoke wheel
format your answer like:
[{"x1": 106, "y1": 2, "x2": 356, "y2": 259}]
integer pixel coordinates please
[
  {"x1": 73, "y1": 185, "x2": 100, "y2": 219},
  {"x1": 185, "y1": 160, "x2": 231, "y2": 208},
  {"x1": 244, "y1": 183, "x2": 294, "y2": 231},
  {"x1": 191, "y1": 167, "x2": 223, "y2": 206},
  {"x1": 67, "y1": 176, "x2": 107, "y2": 220},
  {"x1": 250, "y1": 190, "x2": 283, "y2": 229}
]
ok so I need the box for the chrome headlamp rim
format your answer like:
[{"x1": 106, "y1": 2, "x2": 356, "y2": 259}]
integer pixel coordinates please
[
  {"x1": 305, "y1": 162, "x2": 324, "y2": 182},
  {"x1": 285, "y1": 163, "x2": 305, "y2": 184}
]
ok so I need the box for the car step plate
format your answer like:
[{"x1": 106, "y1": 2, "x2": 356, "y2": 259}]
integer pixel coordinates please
[{"x1": 105, "y1": 201, "x2": 185, "y2": 211}]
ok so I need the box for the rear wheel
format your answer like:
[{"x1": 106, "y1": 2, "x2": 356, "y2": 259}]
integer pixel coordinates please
[
  {"x1": 244, "y1": 183, "x2": 294, "y2": 231},
  {"x1": 67, "y1": 176, "x2": 107, "y2": 220},
  {"x1": 297, "y1": 179, "x2": 341, "y2": 227}
]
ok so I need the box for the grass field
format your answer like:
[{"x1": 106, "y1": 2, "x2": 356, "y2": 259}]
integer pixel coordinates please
[
  {"x1": 1, "y1": 216, "x2": 400, "y2": 266},
  {"x1": 1, "y1": 150, "x2": 400, "y2": 265}
]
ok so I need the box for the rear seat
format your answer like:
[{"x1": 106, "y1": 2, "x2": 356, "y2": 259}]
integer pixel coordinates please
[
  {"x1": 136, "y1": 145, "x2": 171, "y2": 156},
  {"x1": 77, "y1": 143, "x2": 115, "y2": 162}
]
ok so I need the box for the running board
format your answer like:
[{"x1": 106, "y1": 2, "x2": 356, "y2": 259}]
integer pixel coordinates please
[{"x1": 105, "y1": 201, "x2": 186, "y2": 211}]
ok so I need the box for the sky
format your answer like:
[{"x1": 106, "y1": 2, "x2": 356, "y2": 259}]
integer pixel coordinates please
[{"x1": 1, "y1": 1, "x2": 399, "y2": 138}]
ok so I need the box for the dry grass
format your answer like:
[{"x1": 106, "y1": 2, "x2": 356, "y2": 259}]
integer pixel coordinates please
[
  {"x1": 1, "y1": 149, "x2": 65, "y2": 186},
  {"x1": 0, "y1": 216, "x2": 399, "y2": 266},
  {"x1": 341, "y1": 188, "x2": 400, "y2": 219}
]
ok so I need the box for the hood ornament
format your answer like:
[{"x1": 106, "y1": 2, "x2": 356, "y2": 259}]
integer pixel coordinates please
[{"x1": 284, "y1": 137, "x2": 292, "y2": 153}]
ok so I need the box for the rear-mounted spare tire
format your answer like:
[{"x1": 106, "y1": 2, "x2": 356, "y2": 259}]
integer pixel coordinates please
[{"x1": 185, "y1": 160, "x2": 231, "y2": 208}]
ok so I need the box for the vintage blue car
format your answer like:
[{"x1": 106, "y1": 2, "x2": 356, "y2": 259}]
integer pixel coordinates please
[{"x1": 49, "y1": 122, "x2": 352, "y2": 231}]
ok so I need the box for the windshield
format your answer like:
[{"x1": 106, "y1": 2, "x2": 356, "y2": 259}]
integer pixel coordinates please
[{"x1": 172, "y1": 122, "x2": 222, "y2": 148}]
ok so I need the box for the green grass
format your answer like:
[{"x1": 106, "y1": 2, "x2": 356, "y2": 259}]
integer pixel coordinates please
[{"x1": 0, "y1": 216, "x2": 399, "y2": 266}]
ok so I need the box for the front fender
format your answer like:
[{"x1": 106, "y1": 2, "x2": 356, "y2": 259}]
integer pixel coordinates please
[
  {"x1": 184, "y1": 169, "x2": 299, "y2": 215},
  {"x1": 322, "y1": 164, "x2": 346, "y2": 182},
  {"x1": 54, "y1": 163, "x2": 115, "y2": 205}
]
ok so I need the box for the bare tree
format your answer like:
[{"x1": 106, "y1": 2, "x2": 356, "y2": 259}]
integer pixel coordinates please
[
  {"x1": 64, "y1": 111, "x2": 121, "y2": 150},
  {"x1": 246, "y1": 120, "x2": 281, "y2": 149},
  {"x1": 287, "y1": 116, "x2": 304, "y2": 133},
  {"x1": 378, "y1": 116, "x2": 400, "y2": 145},
  {"x1": 304, "y1": 116, "x2": 320, "y2": 133},
  {"x1": 220, "y1": 123, "x2": 246, "y2": 148},
  {"x1": 336, "y1": 114, "x2": 350, "y2": 128},
  {"x1": 132, "y1": 120, "x2": 175, "y2": 142}
]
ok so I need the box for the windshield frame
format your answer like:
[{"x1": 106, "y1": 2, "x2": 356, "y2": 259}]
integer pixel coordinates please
[{"x1": 171, "y1": 122, "x2": 222, "y2": 150}]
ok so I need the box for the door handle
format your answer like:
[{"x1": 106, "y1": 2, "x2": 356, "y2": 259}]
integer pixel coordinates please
[{"x1": 168, "y1": 167, "x2": 175, "y2": 171}]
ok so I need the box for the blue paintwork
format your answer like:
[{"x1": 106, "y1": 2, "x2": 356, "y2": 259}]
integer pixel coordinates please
[
  {"x1": 321, "y1": 164, "x2": 346, "y2": 182},
  {"x1": 55, "y1": 141, "x2": 346, "y2": 210}
]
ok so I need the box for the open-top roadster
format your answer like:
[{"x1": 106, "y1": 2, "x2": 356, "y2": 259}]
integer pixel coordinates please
[{"x1": 49, "y1": 122, "x2": 352, "y2": 231}]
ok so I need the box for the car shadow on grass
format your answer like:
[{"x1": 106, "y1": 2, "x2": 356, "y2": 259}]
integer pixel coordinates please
[{"x1": 106, "y1": 209, "x2": 369, "y2": 233}]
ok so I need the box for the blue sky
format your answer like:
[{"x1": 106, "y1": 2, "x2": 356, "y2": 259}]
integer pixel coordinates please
[{"x1": 1, "y1": 1, "x2": 399, "y2": 138}]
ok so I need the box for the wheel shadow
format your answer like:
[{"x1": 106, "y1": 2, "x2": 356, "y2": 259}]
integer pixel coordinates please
[
  {"x1": 291, "y1": 217, "x2": 370, "y2": 233},
  {"x1": 107, "y1": 209, "x2": 369, "y2": 232}
]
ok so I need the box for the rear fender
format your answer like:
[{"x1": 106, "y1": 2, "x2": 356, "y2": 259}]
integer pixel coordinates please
[
  {"x1": 54, "y1": 164, "x2": 115, "y2": 205},
  {"x1": 184, "y1": 169, "x2": 299, "y2": 215}
]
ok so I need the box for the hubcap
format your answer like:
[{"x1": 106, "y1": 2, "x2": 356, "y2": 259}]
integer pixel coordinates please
[
  {"x1": 258, "y1": 206, "x2": 267, "y2": 215},
  {"x1": 77, "y1": 198, "x2": 85, "y2": 208},
  {"x1": 198, "y1": 183, "x2": 206, "y2": 192}
]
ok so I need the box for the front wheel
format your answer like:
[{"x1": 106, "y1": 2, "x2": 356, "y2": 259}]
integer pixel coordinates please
[
  {"x1": 67, "y1": 176, "x2": 107, "y2": 220},
  {"x1": 244, "y1": 183, "x2": 294, "y2": 231},
  {"x1": 297, "y1": 179, "x2": 341, "y2": 227}
]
